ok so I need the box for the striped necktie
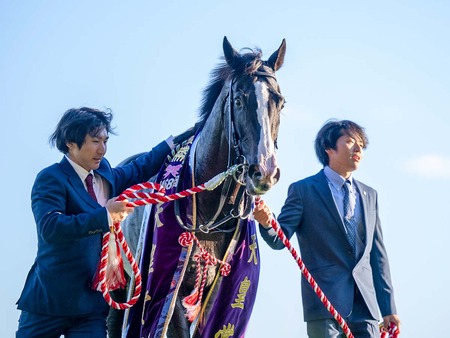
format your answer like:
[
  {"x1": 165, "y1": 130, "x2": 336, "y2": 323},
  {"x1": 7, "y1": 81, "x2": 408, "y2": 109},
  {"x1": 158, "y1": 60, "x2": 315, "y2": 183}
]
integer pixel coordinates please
[
  {"x1": 342, "y1": 180, "x2": 356, "y2": 253},
  {"x1": 85, "y1": 173, "x2": 97, "y2": 202}
]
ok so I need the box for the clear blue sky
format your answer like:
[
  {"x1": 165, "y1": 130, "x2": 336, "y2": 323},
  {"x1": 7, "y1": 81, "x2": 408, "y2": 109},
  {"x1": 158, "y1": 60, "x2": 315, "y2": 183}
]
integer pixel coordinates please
[{"x1": 1, "y1": 1, "x2": 449, "y2": 337}]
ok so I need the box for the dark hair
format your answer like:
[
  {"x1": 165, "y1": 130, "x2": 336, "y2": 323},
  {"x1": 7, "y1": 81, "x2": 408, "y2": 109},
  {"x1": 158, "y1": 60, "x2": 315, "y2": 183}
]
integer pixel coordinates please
[
  {"x1": 314, "y1": 119, "x2": 368, "y2": 166},
  {"x1": 49, "y1": 107, "x2": 116, "y2": 154}
]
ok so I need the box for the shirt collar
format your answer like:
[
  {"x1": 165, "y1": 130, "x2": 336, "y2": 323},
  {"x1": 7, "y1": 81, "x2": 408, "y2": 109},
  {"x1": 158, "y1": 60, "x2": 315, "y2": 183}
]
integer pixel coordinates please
[
  {"x1": 65, "y1": 155, "x2": 94, "y2": 182},
  {"x1": 324, "y1": 166, "x2": 353, "y2": 190}
]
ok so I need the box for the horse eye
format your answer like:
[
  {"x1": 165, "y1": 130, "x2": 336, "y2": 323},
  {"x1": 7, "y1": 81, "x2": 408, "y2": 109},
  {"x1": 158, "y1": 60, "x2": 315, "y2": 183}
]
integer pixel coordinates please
[
  {"x1": 274, "y1": 139, "x2": 278, "y2": 149},
  {"x1": 235, "y1": 97, "x2": 243, "y2": 108}
]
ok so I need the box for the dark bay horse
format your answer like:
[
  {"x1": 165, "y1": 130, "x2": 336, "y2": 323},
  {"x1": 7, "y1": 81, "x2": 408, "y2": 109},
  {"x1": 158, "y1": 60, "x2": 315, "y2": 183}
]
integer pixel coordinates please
[{"x1": 122, "y1": 36, "x2": 286, "y2": 338}]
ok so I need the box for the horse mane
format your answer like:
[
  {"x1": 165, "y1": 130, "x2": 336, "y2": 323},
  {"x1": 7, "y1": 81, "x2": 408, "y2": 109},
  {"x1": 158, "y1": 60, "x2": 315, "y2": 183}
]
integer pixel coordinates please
[{"x1": 197, "y1": 48, "x2": 263, "y2": 130}]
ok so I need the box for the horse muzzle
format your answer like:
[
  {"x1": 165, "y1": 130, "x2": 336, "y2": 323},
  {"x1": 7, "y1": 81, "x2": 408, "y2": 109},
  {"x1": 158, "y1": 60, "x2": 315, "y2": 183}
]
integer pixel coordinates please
[{"x1": 246, "y1": 164, "x2": 280, "y2": 195}]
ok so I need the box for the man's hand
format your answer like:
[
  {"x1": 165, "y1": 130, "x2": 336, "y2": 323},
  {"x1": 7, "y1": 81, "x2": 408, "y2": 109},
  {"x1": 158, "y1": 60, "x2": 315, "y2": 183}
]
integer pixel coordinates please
[
  {"x1": 172, "y1": 123, "x2": 200, "y2": 145},
  {"x1": 382, "y1": 314, "x2": 401, "y2": 334},
  {"x1": 105, "y1": 198, "x2": 134, "y2": 223},
  {"x1": 253, "y1": 200, "x2": 273, "y2": 228}
]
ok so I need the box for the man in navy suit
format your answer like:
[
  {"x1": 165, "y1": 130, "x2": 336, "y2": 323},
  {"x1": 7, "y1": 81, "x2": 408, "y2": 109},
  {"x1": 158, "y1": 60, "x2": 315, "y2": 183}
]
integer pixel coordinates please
[
  {"x1": 16, "y1": 107, "x2": 177, "y2": 337},
  {"x1": 254, "y1": 120, "x2": 401, "y2": 337}
]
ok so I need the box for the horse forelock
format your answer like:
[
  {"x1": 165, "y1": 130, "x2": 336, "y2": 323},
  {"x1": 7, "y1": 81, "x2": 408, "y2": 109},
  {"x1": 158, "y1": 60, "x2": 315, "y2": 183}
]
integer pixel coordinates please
[{"x1": 237, "y1": 49, "x2": 263, "y2": 75}]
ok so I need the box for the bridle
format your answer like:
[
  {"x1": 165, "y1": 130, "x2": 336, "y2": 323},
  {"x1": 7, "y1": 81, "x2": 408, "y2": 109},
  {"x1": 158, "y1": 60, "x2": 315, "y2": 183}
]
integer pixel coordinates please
[
  {"x1": 174, "y1": 69, "x2": 278, "y2": 233},
  {"x1": 227, "y1": 69, "x2": 278, "y2": 167}
]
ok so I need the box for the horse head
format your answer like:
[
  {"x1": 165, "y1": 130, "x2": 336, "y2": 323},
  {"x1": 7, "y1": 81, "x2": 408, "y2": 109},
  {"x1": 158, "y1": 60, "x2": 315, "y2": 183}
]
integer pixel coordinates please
[{"x1": 222, "y1": 36, "x2": 286, "y2": 195}]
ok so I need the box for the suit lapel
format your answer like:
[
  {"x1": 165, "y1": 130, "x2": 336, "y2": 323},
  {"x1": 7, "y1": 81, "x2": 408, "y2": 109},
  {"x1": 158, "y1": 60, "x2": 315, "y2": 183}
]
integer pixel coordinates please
[
  {"x1": 96, "y1": 160, "x2": 115, "y2": 198},
  {"x1": 312, "y1": 171, "x2": 349, "y2": 239},
  {"x1": 354, "y1": 179, "x2": 369, "y2": 248},
  {"x1": 60, "y1": 157, "x2": 99, "y2": 208}
]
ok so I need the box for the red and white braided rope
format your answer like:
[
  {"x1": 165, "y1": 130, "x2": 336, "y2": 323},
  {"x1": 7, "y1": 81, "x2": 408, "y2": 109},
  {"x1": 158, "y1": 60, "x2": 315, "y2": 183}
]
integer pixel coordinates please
[
  {"x1": 97, "y1": 221, "x2": 142, "y2": 309},
  {"x1": 381, "y1": 322, "x2": 400, "y2": 338},
  {"x1": 255, "y1": 197, "x2": 399, "y2": 338},
  {"x1": 96, "y1": 167, "x2": 239, "y2": 309},
  {"x1": 254, "y1": 197, "x2": 353, "y2": 338},
  {"x1": 178, "y1": 232, "x2": 231, "y2": 321}
]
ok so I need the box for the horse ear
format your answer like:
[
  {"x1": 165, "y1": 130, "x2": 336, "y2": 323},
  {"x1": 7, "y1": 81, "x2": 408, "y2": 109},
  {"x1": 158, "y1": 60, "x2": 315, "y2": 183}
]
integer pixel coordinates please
[
  {"x1": 267, "y1": 39, "x2": 286, "y2": 71},
  {"x1": 223, "y1": 36, "x2": 240, "y2": 65}
]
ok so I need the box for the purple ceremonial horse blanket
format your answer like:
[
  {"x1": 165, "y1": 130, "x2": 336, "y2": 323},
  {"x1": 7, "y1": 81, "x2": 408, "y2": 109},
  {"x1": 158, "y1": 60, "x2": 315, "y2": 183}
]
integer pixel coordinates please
[{"x1": 125, "y1": 136, "x2": 261, "y2": 338}]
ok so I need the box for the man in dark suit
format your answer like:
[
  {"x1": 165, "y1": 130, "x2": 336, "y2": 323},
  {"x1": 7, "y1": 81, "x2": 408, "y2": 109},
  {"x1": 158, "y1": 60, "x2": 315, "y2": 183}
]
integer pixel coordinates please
[
  {"x1": 16, "y1": 107, "x2": 175, "y2": 338},
  {"x1": 254, "y1": 120, "x2": 401, "y2": 337}
]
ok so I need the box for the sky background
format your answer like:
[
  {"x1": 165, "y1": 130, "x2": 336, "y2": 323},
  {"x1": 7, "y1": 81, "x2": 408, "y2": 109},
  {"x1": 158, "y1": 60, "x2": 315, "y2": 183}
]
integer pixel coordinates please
[{"x1": 1, "y1": 1, "x2": 449, "y2": 337}]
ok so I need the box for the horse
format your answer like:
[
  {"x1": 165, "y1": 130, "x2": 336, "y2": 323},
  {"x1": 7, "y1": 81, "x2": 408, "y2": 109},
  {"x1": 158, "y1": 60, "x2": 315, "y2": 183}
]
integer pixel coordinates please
[{"x1": 121, "y1": 36, "x2": 286, "y2": 338}]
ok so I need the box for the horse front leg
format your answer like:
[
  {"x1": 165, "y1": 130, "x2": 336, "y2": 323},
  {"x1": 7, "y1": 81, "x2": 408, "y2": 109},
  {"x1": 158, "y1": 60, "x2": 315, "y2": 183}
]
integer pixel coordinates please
[{"x1": 167, "y1": 294, "x2": 192, "y2": 338}]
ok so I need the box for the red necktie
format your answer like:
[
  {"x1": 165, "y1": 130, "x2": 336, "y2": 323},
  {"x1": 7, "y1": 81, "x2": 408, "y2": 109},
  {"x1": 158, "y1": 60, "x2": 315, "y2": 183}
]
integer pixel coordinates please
[{"x1": 85, "y1": 173, "x2": 97, "y2": 202}]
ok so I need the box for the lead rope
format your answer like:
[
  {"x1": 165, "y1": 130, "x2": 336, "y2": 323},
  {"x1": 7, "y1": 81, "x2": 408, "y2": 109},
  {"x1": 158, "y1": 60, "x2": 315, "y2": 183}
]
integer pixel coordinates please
[
  {"x1": 381, "y1": 322, "x2": 400, "y2": 338},
  {"x1": 254, "y1": 197, "x2": 399, "y2": 338},
  {"x1": 94, "y1": 165, "x2": 242, "y2": 309}
]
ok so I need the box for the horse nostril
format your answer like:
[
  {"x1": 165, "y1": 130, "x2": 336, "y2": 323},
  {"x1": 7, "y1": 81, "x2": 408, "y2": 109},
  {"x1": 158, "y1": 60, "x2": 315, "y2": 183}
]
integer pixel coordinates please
[
  {"x1": 274, "y1": 168, "x2": 281, "y2": 182},
  {"x1": 261, "y1": 182, "x2": 270, "y2": 191},
  {"x1": 248, "y1": 165, "x2": 262, "y2": 180}
]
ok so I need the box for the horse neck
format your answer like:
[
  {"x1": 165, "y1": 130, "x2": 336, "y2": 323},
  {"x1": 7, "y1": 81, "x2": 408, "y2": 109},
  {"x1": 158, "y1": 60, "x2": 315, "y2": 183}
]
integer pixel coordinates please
[
  {"x1": 192, "y1": 85, "x2": 233, "y2": 221},
  {"x1": 194, "y1": 85, "x2": 231, "y2": 185}
]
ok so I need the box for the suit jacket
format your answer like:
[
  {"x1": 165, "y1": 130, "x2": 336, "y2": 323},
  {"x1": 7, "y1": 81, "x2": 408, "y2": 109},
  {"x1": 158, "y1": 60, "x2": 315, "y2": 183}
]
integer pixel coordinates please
[
  {"x1": 259, "y1": 169, "x2": 397, "y2": 322},
  {"x1": 17, "y1": 141, "x2": 170, "y2": 316}
]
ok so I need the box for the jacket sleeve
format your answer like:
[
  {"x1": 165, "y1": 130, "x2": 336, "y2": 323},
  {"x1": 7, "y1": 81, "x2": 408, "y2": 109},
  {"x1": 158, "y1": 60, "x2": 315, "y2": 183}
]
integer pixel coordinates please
[
  {"x1": 31, "y1": 169, "x2": 109, "y2": 244},
  {"x1": 370, "y1": 192, "x2": 398, "y2": 316},
  {"x1": 112, "y1": 140, "x2": 171, "y2": 194},
  {"x1": 259, "y1": 181, "x2": 303, "y2": 250}
]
